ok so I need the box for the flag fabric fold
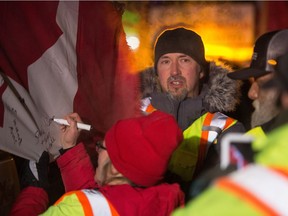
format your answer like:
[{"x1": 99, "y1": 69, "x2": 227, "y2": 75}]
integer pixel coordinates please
[{"x1": 0, "y1": 1, "x2": 140, "y2": 161}]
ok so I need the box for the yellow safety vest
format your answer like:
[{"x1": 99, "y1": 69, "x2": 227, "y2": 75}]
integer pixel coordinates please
[
  {"x1": 141, "y1": 99, "x2": 237, "y2": 181},
  {"x1": 41, "y1": 189, "x2": 119, "y2": 216},
  {"x1": 169, "y1": 112, "x2": 236, "y2": 181},
  {"x1": 173, "y1": 124, "x2": 288, "y2": 216},
  {"x1": 246, "y1": 126, "x2": 268, "y2": 152},
  {"x1": 216, "y1": 165, "x2": 288, "y2": 216},
  {"x1": 173, "y1": 165, "x2": 288, "y2": 216}
]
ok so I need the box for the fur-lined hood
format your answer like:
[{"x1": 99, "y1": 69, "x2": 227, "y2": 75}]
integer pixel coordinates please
[{"x1": 140, "y1": 61, "x2": 242, "y2": 113}]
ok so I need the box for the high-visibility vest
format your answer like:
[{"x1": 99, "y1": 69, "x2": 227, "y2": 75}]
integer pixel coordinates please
[
  {"x1": 141, "y1": 98, "x2": 237, "y2": 181},
  {"x1": 169, "y1": 112, "x2": 237, "y2": 181},
  {"x1": 141, "y1": 97, "x2": 157, "y2": 114},
  {"x1": 173, "y1": 124, "x2": 288, "y2": 216},
  {"x1": 215, "y1": 165, "x2": 288, "y2": 216},
  {"x1": 246, "y1": 126, "x2": 268, "y2": 152},
  {"x1": 41, "y1": 189, "x2": 119, "y2": 216},
  {"x1": 172, "y1": 165, "x2": 288, "y2": 216}
]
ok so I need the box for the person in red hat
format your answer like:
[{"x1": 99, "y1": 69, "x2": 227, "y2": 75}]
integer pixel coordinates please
[{"x1": 10, "y1": 111, "x2": 184, "y2": 216}]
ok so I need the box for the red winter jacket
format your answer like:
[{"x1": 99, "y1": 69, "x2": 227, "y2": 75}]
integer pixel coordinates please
[{"x1": 10, "y1": 143, "x2": 184, "y2": 215}]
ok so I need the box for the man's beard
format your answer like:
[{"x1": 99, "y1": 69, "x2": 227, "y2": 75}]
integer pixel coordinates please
[
  {"x1": 251, "y1": 93, "x2": 280, "y2": 128},
  {"x1": 166, "y1": 75, "x2": 188, "y2": 102},
  {"x1": 167, "y1": 88, "x2": 188, "y2": 102}
]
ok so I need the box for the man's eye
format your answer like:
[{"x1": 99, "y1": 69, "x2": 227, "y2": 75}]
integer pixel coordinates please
[
  {"x1": 180, "y1": 58, "x2": 190, "y2": 63},
  {"x1": 160, "y1": 59, "x2": 169, "y2": 64}
]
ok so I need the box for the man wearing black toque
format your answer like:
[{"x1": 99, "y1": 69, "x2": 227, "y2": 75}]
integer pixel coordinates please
[{"x1": 140, "y1": 27, "x2": 246, "y2": 200}]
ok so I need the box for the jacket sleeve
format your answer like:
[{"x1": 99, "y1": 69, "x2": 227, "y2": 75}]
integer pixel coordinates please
[
  {"x1": 56, "y1": 142, "x2": 97, "y2": 191},
  {"x1": 9, "y1": 186, "x2": 48, "y2": 216}
]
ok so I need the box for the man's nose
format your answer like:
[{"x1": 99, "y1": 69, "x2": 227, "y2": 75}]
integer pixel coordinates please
[
  {"x1": 248, "y1": 82, "x2": 259, "y2": 100},
  {"x1": 170, "y1": 61, "x2": 181, "y2": 76}
]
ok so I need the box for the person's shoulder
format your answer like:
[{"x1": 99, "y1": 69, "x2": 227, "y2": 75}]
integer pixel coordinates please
[
  {"x1": 216, "y1": 120, "x2": 247, "y2": 145},
  {"x1": 224, "y1": 120, "x2": 247, "y2": 133}
]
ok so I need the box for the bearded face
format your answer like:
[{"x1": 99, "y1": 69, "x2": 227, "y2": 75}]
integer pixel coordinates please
[
  {"x1": 157, "y1": 53, "x2": 204, "y2": 101},
  {"x1": 250, "y1": 79, "x2": 281, "y2": 128},
  {"x1": 248, "y1": 73, "x2": 281, "y2": 128},
  {"x1": 166, "y1": 75, "x2": 189, "y2": 101}
]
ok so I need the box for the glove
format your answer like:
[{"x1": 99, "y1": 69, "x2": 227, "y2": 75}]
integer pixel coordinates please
[{"x1": 19, "y1": 151, "x2": 50, "y2": 191}]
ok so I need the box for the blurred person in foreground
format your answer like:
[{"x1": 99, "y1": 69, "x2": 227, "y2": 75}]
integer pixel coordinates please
[
  {"x1": 10, "y1": 111, "x2": 185, "y2": 216},
  {"x1": 140, "y1": 27, "x2": 245, "y2": 198},
  {"x1": 172, "y1": 51, "x2": 288, "y2": 216}
]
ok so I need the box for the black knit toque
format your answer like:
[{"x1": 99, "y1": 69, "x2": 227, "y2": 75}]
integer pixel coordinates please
[{"x1": 154, "y1": 27, "x2": 207, "y2": 71}]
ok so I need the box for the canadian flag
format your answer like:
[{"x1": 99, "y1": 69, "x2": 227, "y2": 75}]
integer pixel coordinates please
[{"x1": 0, "y1": 1, "x2": 140, "y2": 161}]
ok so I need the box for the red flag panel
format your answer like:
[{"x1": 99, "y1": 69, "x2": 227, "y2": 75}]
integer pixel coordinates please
[{"x1": 0, "y1": 1, "x2": 140, "y2": 160}]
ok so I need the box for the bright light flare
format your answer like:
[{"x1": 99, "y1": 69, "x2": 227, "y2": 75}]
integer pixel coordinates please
[{"x1": 126, "y1": 35, "x2": 140, "y2": 50}]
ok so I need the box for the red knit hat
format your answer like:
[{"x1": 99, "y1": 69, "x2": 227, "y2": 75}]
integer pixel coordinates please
[{"x1": 105, "y1": 110, "x2": 183, "y2": 187}]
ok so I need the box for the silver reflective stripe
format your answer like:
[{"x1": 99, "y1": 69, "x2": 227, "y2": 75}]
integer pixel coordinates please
[
  {"x1": 228, "y1": 165, "x2": 288, "y2": 215},
  {"x1": 204, "y1": 112, "x2": 230, "y2": 154},
  {"x1": 140, "y1": 97, "x2": 152, "y2": 112},
  {"x1": 82, "y1": 189, "x2": 112, "y2": 216},
  {"x1": 202, "y1": 125, "x2": 222, "y2": 134}
]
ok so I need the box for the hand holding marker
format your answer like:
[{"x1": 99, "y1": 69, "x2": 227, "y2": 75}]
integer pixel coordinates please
[{"x1": 53, "y1": 118, "x2": 92, "y2": 131}]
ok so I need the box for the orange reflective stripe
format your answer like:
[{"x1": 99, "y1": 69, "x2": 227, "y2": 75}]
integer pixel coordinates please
[
  {"x1": 217, "y1": 178, "x2": 279, "y2": 216},
  {"x1": 53, "y1": 189, "x2": 119, "y2": 215},
  {"x1": 270, "y1": 166, "x2": 288, "y2": 179},
  {"x1": 223, "y1": 117, "x2": 235, "y2": 130},
  {"x1": 107, "y1": 199, "x2": 120, "y2": 216},
  {"x1": 146, "y1": 103, "x2": 156, "y2": 113},
  {"x1": 75, "y1": 191, "x2": 94, "y2": 216},
  {"x1": 53, "y1": 190, "x2": 93, "y2": 215},
  {"x1": 196, "y1": 113, "x2": 214, "y2": 172}
]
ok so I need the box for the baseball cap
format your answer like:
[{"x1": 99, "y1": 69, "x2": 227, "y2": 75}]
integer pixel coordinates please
[
  {"x1": 263, "y1": 52, "x2": 288, "y2": 90},
  {"x1": 228, "y1": 29, "x2": 288, "y2": 80}
]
